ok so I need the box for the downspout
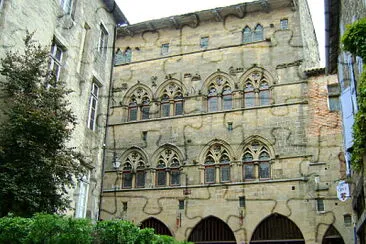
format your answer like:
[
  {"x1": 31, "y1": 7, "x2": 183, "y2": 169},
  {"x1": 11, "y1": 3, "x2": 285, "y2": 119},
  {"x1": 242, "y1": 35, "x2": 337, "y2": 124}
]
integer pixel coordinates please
[{"x1": 98, "y1": 23, "x2": 117, "y2": 221}]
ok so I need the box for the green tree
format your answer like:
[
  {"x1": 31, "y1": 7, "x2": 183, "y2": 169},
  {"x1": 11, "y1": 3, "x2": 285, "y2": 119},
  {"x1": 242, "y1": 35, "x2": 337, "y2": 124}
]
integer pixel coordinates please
[{"x1": 0, "y1": 34, "x2": 83, "y2": 217}]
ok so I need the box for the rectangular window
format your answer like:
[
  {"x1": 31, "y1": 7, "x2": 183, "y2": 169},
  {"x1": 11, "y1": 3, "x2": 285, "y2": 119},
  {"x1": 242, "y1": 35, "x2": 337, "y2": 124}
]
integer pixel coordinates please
[
  {"x1": 200, "y1": 37, "x2": 209, "y2": 49},
  {"x1": 259, "y1": 162, "x2": 270, "y2": 179},
  {"x1": 208, "y1": 97, "x2": 218, "y2": 112},
  {"x1": 98, "y1": 24, "x2": 108, "y2": 56},
  {"x1": 75, "y1": 170, "x2": 90, "y2": 218},
  {"x1": 244, "y1": 164, "x2": 255, "y2": 180},
  {"x1": 280, "y1": 19, "x2": 288, "y2": 30},
  {"x1": 344, "y1": 214, "x2": 352, "y2": 226},
  {"x1": 317, "y1": 199, "x2": 325, "y2": 212},
  {"x1": 179, "y1": 200, "x2": 184, "y2": 210},
  {"x1": 174, "y1": 101, "x2": 184, "y2": 115},
  {"x1": 223, "y1": 95, "x2": 232, "y2": 110},
  {"x1": 327, "y1": 84, "x2": 340, "y2": 111},
  {"x1": 220, "y1": 166, "x2": 230, "y2": 182},
  {"x1": 136, "y1": 171, "x2": 145, "y2": 188},
  {"x1": 161, "y1": 103, "x2": 170, "y2": 117},
  {"x1": 205, "y1": 167, "x2": 215, "y2": 183},
  {"x1": 123, "y1": 202, "x2": 128, "y2": 211},
  {"x1": 129, "y1": 107, "x2": 137, "y2": 121},
  {"x1": 122, "y1": 172, "x2": 132, "y2": 188},
  {"x1": 227, "y1": 122, "x2": 233, "y2": 131},
  {"x1": 142, "y1": 131, "x2": 147, "y2": 141},
  {"x1": 259, "y1": 90, "x2": 270, "y2": 106},
  {"x1": 141, "y1": 106, "x2": 150, "y2": 120},
  {"x1": 170, "y1": 170, "x2": 180, "y2": 186},
  {"x1": 245, "y1": 92, "x2": 255, "y2": 107},
  {"x1": 59, "y1": 0, "x2": 73, "y2": 14},
  {"x1": 50, "y1": 42, "x2": 63, "y2": 82},
  {"x1": 157, "y1": 171, "x2": 166, "y2": 186},
  {"x1": 239, "y1": 196, "x2": 245, "y2": 208},
  {"x1": 161, "y1": 43, "x2": 169, "y2": 56},
  {"x1": 87, "y1": 82, "x2": 99, "y2": 130}
]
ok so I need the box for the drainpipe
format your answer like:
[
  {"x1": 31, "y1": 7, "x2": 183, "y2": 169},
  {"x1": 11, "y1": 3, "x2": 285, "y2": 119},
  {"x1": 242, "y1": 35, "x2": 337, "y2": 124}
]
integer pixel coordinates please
[{"x1": 98, "y1": 22, "x2": 117, "y2": 221}]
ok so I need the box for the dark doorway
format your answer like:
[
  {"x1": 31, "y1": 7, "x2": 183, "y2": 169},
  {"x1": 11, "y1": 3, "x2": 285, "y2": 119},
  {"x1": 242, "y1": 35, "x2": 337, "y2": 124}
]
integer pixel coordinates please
[
  {"x1": 250, "y1": 213, "x2": 305, "y2": 244},
  {"x1": 322, "y1": 225, "x2": 345, "y2": 244},
  {"x1": 188, "y1": 216, "x2": 236, "y2": 244},
  {"x1": 140, "y1": 217, "x2": 172, "y2": 236}
]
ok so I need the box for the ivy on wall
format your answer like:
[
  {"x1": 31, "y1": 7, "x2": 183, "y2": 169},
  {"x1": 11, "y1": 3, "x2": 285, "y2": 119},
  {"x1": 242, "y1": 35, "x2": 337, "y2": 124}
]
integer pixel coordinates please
[{"x1": 342, "y1": 18, "x2": 366, "y2": 171}]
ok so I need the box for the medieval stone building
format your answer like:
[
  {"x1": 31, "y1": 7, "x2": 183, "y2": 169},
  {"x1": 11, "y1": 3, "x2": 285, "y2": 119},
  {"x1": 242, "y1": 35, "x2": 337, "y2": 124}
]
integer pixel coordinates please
[
  {"x1": 101, "y1": 0, "x2": 353, "y2": 243},
  {"x1": 0, "y1": 0, "x2": 128, "y2": 219}
]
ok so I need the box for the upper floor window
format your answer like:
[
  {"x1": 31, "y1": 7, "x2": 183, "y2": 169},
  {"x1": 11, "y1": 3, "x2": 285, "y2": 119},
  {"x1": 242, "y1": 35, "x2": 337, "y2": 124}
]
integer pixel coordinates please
[
  {"x1": 122, "y1": 163, "x2": 133, "y2": 189},
  {"x1": 155, "y1": 149, "x2": 181, "y2": 187},
  {"x1": 327, "y1": 84, "x2": 340, "y2": 111},
  {"x1": 75, "y1": 170, "x2": 90, "y2": 218},
  {"x1": 208, "y1": 86, "x2": 218, "y2": 112},
  {"x1": 222, "y1": 85, "x2": 233, "y2": 110},
  {"x1": 161, "y1": 94, "x2": 170, "y2": 117},
  {"x1": 50, "y1": 42, "x2": 64, "y2": 82},
  {"x1": 200, "y1": 37, "x2": 209, "y2": 49},
  {"x1": 280, "y1": 19, "x2": 288, "y2": 30},
  {"x1": 126, "y1": 88, "x2": 152, "y2": 122},
  {"x1": 242, "y1": 24, "x2": 264, "y2": 43},
  {"x1": 59, "y1": 0, "x2": 73, "y2": 14},
  {"x1": 128, "y1": 99, "x2": 138, "y2": 121},
  {"x1": 207, "y1": 76, "x2": 233, "y2": 112},
  {"x1": 204, "y1": 144, "x2": 231, "y2": 184},
  {"x1": 87, "y1": 82, "x2": 99, "y2": 130},
  {"x1": 243, "y1": 71, "x2": 271, "y2": 107},
  {"x1": 121, "y1": 151, "x2": 147, "y2": 189},
  {"x1": 141, "y1": 97, "x2": 151, "y2": 120},
  {"x1": 174, "y1": 93, "x2": 184, "y2": 116},
  {"x1": 98, "y1": 24, "x2": 108, "y2": 56},
  {"x1": 242, "y1": 141, "x2": 271, "y2": 181},
  {"x1": 115, "y1": 47, "x2": 132, "y2": 65},
  {"x1": 161, "y1": 43, "x2": 169, "y2": 56},
  {"x1": 159, "y1": 82, "x2": 184, "y2": 117}
]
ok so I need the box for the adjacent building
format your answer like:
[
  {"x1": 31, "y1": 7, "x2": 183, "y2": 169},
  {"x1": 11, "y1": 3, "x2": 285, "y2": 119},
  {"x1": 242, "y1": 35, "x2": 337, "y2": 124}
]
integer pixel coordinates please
[
  {"x1": 101, "y1": 0, "x2": 353, "y2": 243},
  {"x1": 0, "y1": 0, "x2": 128, "y2": 219},
  {"x1": 325, "y1": 0, "x2": 366, "y2": 242}
]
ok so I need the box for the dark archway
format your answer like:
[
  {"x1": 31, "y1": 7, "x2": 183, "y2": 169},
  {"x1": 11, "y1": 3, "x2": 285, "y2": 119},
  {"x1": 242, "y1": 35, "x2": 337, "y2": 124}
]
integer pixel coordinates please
[
  {"x1": 322, "y1": 225, "x2": 345, "y2": 244},
  {"x1": 188, "y1": 216, "x2": 236, "y2": 244},
  {"x1": 140, "y1": 217, "x2": 172, "y2": 236},
  {"x1": 250, "y1": 213, "x2": 305, "y2": 244}
]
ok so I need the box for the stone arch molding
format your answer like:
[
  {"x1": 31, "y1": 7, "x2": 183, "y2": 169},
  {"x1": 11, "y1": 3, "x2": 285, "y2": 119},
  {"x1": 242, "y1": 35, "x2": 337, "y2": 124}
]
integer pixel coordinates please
[
  {"x1": 155, "y1": 79, "x2": 188, "y2": 99},
  {"x1": 237, "y1": 135, "x2": 275, "y2": 159},
  {"x1": 122, "y1": 82, "x2": 153, "y2": 106},
  {"x1": 201, "y1": 71, "x2": 236, "y2": 95},
  {"x1": 198, "y1": 139, "x2": 236, "y2": 163},
  {"x1": 238, "y1": 66, "x2": 276, "y2": 90},
  {"x1": 119, "y1": 147, "x2": 150, "y2": 170},
  {"x1": 151, "y1": 144, "x2": 185, "y2": 168}
]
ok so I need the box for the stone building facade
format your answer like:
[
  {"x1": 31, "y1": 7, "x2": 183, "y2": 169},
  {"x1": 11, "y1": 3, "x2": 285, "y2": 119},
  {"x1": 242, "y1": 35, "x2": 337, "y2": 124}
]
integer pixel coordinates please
[
  {"x1": 101, "y1": 0, "x2": 353, "y2": 243},
  {"x1": 0, "y1": 0, "x2": 128, "y2": 219},
  {"x1": 325, "y1": 0, "x2": 366, "y2": 242}
]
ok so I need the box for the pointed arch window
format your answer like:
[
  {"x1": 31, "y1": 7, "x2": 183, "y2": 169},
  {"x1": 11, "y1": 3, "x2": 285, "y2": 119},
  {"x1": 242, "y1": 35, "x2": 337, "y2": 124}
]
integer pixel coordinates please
[
  {"x1": 161, "y1": 94, "x2": 170, "y2": 117},
  {"x1": 208, "y1": 86, "x2": 218, "y2": 112},
  {"x1": 204, "y1": 144, "x2": 232, "y2": 184},
  {"x1": 128, "y1": 99, "x2": 138, "y2": 121},
  {"x1": 136, "y1": 162, "x2": 146, "y2": 188},
  {"x1": 242, "y1": 26, "x2": 252, "y2": 43},
  {"x1": 242, "y1": 141, "x2": 271, "y2": 181},
  {"x1": 156, "y1": 160, "x2": 167, "y2": 187},
  {"x1": 220, "y1": 155, "x2": 231, "y2": 182},
  {"x1": 243, "y1": 71, "x2": 271, "y2": 107},
  {"x1": 204, "y1": 156, "x2": 216, "y2": 184},
  {"x1": 122, "y1": 163, "x2": 133, "y2": 188},
  {"x1": 253, "y1": 24, "x2": 264, "y2": 42},
  {"x1": 222, "y1": 86, "x2": 233, "y2": 110},
  {"x1": 174, "y1": 93, "x2": 184, "y2": 116},
  {"x1": 141, "y1": 97, "x2": 150, "y2": 120}
]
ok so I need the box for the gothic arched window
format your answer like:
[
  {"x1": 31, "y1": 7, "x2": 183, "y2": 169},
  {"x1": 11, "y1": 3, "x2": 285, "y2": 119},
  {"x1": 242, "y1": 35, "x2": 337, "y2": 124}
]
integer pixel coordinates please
[
  {"x1": 222, "y1": 85, "x2": 232, "y2": 110},
  {"x1": 128, "y1": 98, "x2": 138, "y2": 121},
  {"x1": 204, "y1": 144, "x2": 232, "y2": 184},
  {"x1": 253, "y1": 24, "x2": 264, "y2": 42},
  {"x1": 174, "y1": 93, "x2": 184, "y2": 116},
  {"x1": 159, "y1": 82, "x2": 185, "y2": 117},
  {"x1": 220, "y1": 155, "x2": 230, "y2": 182},
  {"x1": 123, "y1": 151, "x2": 147, "y2": 189},
  {"x1": 141, "y1": 97, "x2": 150, "y2": 120},
  {"x1": 136, "y1": 162, "x2": 146, "y2": 188},
  {"x1": 161, "y1": 94, "x2": 170, "y2": 117},
  {"x1": 156, "y1": 160, "x2": 167, "y2": 187},
  {"x1": 242, "y1": 26, "x2": 252, "y2": 43},
  {"x1": 243, "y1": 71, "x2": 271, "y2": 107},
  {"x1": 156, "y1": 148, "x2": 181, "y2": 187},
  {"x1": 242, "y1": 141, "x2": 271, "y2": 181},
  {"x1": 126, "y1": 88, "x2": 152, "y2": 122},
  {"x1": 204, "y1": 156, "x2": 216, "y2": 184},
  {"x1": 170, "y1": 158, "x2": 181, "y2": 186}
]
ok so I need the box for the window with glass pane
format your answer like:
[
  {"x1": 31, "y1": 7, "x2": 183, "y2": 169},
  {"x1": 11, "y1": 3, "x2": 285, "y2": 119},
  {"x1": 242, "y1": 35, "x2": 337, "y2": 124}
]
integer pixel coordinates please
[
  {"x1": 161, "y1": 94, "x2": 170, "y2": 117},
  {"x1": 244, "y1": 164, "x2": 255, "y2": 180},
  {"x1": 124, "y1": 48, "x2": 132, "y2": 63},
  {"x1": 200, "y1": 37, "x2": 209, "y2": 49},
  {"x1": 123, "y1": 172, "x2": 132, "y2": 188},
  {"x1": 220, "y1": 166, "x2": 230, "y2": 182},
  {"x1": 259, "y1": 162, "x2": 270, "y2": 179},
  {"x1": 156, "y1": 161, "x2": 166, "y2": 186},
  {"x1": 128, "y1": 101, "x2": 137, "y2": 121},
  {"x1": 243, "y1": 27, "x2": 252, "y2": 43},
  {"x1": 87, "y1": 83, "x2": 99, "y2": 130},
  {"x1": 170, "y1": 169, "x2": 180, "y2": 186},
  {"x1": 59, "y1": 0, "x2": 73, "y2": 14},
  {"x1": 141, "y1": 97, "x2": 150, "y2": 120},
  {"x1": 205, "y1": 167, "x2": 215, "y2": 183},
  {"x1": 98, "y1": 24, "x2": 108, "y2": 55},
  {"x1": 259, "y1": 82, "x2": 270, "y2": 106},
  {"x1": 161, "y1": 43, "x2": 169, "y2": 55},
  {"x1": 253, "y1": 24, "x2": 264, "y2": 42},
  {"x1": 174, "y1": 94, "x2": 184, "y2": 115},
  {"x1": 50, "y1": 43, "x2": 63, "y2": 82},
  {"x1": 245, "y1": 83, "x2": 255, "y2": 107},
  {"x1": 280, "y1": 19, "x2": 288, "y2": 30},
  {"x1": 208, "y1": 96, "x2": 218, "y2": 112},
  {"x1": 223, "y1": 87, "x2": 232, "y2": 110},
  {"x1": 136, "y1": 164, "x2": 145, "y2": 188}
]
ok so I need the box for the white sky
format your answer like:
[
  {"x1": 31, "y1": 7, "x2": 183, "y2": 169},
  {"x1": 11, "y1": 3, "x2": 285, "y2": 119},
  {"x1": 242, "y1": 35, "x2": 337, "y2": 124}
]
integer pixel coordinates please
[{"x1": 115, "y1": 0, "x2": 325, "y2": 66}]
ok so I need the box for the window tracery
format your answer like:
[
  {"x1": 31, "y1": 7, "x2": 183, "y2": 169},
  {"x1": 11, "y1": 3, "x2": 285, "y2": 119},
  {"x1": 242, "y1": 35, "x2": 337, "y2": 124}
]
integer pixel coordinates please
[
  {"x1": 243, "y1": 71, "x2": 271, "y2": 107},
  {"x1": 242, "y1": 24, "x2": 264, "y2": 44},
  {"x1": 159, "y1": 82, "x2": 184, "y2": 117},
  {"x1": 204, "y1": 144, "x2": 231, "y2": 183},
  {"x1": 127, "y1": 87, "x2": 151, "y2": 121},
  {"x1": 242, "y1": 141, "x2": 271, "y2": 181},
  {"x1": 155, "y1": 148, "x2": 181, "y2": 186},
  {"x1": 122, "y1": 151, "x2": 147, "y2": 188},
  {"x1": 207, "y1": 76, "x2": 233, "y2": 112}
]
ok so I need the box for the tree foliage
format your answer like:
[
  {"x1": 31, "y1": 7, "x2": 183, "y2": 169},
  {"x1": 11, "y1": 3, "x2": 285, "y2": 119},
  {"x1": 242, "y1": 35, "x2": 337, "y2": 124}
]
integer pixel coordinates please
[
  {"x1": 0, "y1": 34, "x2": 83, "y2": 217},
  {"x1": 342, "y1": 18, "x2": 366, "y2": 171}
]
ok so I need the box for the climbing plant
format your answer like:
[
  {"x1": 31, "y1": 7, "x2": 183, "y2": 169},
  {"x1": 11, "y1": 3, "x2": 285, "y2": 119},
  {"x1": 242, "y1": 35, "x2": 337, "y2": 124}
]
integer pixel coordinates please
[{"x1": 342, "y1": 18, "x2": 366, "y2": 171}]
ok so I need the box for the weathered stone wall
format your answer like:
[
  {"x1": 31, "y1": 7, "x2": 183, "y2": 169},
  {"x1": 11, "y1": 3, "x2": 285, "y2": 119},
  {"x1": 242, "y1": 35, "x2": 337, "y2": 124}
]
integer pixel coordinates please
[
  {"x1": 0, "y1": 0, "x2": 118, "y2": 220},
  {"x1": 101, "y1": 1, "x2": 353, "y2": 243}
]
